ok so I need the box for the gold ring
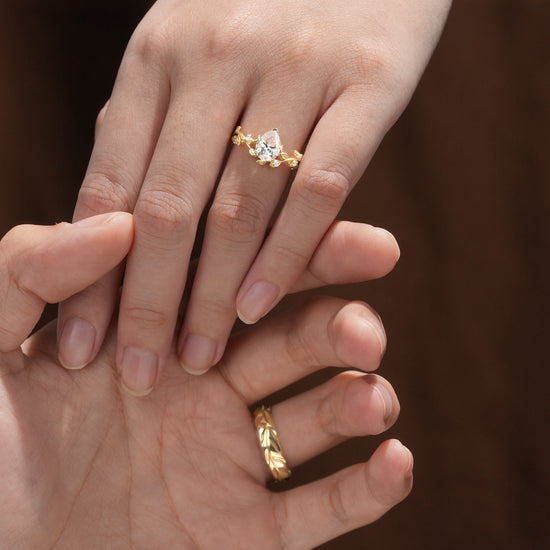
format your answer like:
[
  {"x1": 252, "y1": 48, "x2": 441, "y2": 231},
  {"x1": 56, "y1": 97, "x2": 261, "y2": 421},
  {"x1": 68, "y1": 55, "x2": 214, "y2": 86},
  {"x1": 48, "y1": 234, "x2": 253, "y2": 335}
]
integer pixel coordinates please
[
  {"x1": 253, "y1": 405, "x2": 291, "y2": 481},
  {"x1": 232, "y1": 126, "x2": 303, "y2": 169}
]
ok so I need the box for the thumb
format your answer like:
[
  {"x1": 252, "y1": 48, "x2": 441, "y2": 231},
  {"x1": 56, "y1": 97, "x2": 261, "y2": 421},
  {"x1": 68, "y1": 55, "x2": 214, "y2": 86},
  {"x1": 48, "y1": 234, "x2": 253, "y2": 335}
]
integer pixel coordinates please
[{"x1": 0, "y1": 212, "x2": 133, "y2": 352}]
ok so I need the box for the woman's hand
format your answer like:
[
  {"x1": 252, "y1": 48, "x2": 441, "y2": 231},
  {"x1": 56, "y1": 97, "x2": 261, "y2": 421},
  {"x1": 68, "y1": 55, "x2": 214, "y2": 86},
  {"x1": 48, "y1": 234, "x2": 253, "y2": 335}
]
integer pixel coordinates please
[
  {"x1": 59, "y1": 0, "x2": 450, "y2": 380},
  {"x1": 1, "y1": 216, "x2": 412, "y2": 549}
]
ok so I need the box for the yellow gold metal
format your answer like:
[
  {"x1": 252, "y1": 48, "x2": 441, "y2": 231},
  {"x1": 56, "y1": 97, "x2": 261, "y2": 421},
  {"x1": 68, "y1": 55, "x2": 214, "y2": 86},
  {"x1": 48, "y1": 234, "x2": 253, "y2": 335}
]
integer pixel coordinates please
[
  {"x1": 232, "y1": 126, "x2": 303, "y2": 169},
  {"x1": 253, "y1": 405, "x2": 291, "y2": 482}
]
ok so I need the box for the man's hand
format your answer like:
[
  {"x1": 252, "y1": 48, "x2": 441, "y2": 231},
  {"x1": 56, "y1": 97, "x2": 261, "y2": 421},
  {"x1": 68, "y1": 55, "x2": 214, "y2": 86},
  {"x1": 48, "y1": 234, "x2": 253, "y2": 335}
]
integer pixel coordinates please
[{"x1": 0, "y1": 215, "x2": 412, "y2": 548}]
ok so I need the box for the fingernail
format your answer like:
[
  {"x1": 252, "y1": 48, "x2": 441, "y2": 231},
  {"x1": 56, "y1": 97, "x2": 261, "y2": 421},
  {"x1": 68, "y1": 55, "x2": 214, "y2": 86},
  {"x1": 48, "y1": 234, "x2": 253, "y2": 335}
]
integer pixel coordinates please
[
  {"x1": 405, "y1": 446, "x2": 414, "y2": 479},
  {"x1": 374, "y1": 226, "x2": 400, "y2": 262},
  {"x1": 58, "y1": 318, "x2": 96, "y2": 370},
  {"x1": 362, "y1": 319, "x2": 386, "y2": 357},
  {"x1": 373, "y1": 383, "x2": 394, "y2": 422},
  {"x1": 120, "y1": 347, "x2": 158, "y2": 397},
  {"x1": 180, "y1": 334, "x2": 217, "y2": 375},
  {"x1": 72, "y1": 212, "x2": 124, "y2": 228},
  {"x1": 237, "y1": 281, "x2": 280, "y2": 324},
  {"x1": 392, "y1": 440, "x2": 414, "y2": 480}
]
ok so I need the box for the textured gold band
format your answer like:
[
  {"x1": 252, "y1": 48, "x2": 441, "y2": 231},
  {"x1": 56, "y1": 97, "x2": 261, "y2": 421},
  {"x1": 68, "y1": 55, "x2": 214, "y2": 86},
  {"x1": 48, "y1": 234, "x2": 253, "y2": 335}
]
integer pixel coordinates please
[
  {"x1": 232, "y1": 126, "x2": 303, "y2": 169},
  {"x1": 253, "y1": 405, "x2": 292, "y2": 482}
]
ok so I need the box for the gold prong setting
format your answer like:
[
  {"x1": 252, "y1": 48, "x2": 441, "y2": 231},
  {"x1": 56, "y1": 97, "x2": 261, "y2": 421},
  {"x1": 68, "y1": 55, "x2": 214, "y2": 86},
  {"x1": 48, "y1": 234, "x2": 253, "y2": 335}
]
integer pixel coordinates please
[{"x1": 232, "y1": 126, "x2": 303, "y2": 169}]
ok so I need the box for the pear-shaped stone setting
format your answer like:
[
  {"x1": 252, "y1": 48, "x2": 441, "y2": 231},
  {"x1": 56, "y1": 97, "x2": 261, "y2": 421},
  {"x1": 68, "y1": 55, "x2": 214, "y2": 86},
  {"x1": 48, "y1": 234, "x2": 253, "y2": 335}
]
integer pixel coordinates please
[{"x1": 255, "y1": 130, "x2": 282, "y2": 162}]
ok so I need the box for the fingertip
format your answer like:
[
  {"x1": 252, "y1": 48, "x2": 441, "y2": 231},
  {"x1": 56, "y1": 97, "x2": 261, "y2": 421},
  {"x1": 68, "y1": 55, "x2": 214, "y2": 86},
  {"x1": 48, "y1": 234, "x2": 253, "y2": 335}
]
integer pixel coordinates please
[
  {"x1": 119, "y1": 346, "x2": 158, "y2": 397},
  {"x1": 331, "y1": 302, "x2": 386, "y2": 371},
  {"x1": 376, "y1": 439, "x2": 414, "y2": 487},
  {"x1": 178, "y1": 333, "x2": 218, "y2": 375},
  {"x1": 72, "y1": 211, "x2": 131, "y2": 229},
  {"x1": 57, "y1": 317, "x2": 97, "y2": 370},
  {"x1": 180, "y1": 364, "x2": 210, "y2": 376},
  {"x1": 362, "y1": 375, "x2": 400, "y2": 427},
  {"x1": 356, "y1": 439, "x2": 414, "y2": 513},
  {"x1": 236, "y1": 280, "x2": 280, "y2": 325},
  {"x1": 373, "y1": 226, "x2": 400, "y2": 265},
  {"x1": 121, "y1": 380, "x2": 155, "y2": 398}
]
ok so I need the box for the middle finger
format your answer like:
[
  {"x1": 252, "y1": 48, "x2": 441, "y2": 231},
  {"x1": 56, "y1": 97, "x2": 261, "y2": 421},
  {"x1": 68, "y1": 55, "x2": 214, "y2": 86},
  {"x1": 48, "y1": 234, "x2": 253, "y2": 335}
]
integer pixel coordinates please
[{"x1": 117, "y1": 84, "x2": 241, "y2": 396}]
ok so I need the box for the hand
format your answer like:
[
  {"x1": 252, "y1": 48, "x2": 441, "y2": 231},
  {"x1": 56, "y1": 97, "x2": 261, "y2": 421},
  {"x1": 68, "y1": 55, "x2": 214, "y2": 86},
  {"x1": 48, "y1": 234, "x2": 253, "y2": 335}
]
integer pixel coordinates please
[
  {"x1": 1, "y1": 216, "x2": 412, "y2": 549},
  {"x1": 59, "y1": 0, "x2": 450, "y2": 381}
]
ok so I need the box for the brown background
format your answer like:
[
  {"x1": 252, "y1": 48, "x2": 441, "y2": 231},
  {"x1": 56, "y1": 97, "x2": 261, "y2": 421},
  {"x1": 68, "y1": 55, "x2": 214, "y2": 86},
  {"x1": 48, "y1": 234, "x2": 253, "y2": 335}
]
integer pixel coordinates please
[{"x1": 1, "y1": 1, "x2": 548, "y2": 548}]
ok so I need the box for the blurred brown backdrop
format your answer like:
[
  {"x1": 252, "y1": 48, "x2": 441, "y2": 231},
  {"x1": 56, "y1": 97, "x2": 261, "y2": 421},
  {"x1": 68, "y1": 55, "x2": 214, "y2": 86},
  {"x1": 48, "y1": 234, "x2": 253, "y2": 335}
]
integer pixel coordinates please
[{"x1": 1, "y1": 1, "x2": 548, "y2": 548}]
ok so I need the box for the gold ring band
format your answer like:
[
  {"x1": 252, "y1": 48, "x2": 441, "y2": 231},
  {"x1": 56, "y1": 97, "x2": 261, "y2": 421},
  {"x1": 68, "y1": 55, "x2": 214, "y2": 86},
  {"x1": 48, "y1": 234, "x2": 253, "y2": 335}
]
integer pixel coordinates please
[
  {"x1": 232, "y1": 126, "x2": 303, "y2": 169},
  {"x1": 253, "y1": 405, "x2": 291, "y2": 482}
]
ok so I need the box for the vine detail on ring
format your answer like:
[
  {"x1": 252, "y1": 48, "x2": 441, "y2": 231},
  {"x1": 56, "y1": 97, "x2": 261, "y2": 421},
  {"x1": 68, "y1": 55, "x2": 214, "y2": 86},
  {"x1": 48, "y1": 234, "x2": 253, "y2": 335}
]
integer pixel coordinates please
[{"x1": 232, "y1": 126, "x2": 303, "y2": 169}]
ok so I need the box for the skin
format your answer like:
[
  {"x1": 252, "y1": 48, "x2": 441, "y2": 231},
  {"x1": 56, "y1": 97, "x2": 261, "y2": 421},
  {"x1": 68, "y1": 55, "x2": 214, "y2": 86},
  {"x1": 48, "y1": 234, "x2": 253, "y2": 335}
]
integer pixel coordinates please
[
  {"x1": 1, "y1": 214, "x2": 411, "y2": 549},
  {"x1": 58, "y1": 0, "x2": 453, "y2": 392}
]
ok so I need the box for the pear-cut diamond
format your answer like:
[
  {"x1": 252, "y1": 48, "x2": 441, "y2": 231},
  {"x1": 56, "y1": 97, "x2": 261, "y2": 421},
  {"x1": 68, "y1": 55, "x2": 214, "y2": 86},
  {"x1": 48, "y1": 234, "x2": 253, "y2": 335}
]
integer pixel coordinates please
[{"x1": 255, "y1": 130, "x2": 281, "y2": 162}]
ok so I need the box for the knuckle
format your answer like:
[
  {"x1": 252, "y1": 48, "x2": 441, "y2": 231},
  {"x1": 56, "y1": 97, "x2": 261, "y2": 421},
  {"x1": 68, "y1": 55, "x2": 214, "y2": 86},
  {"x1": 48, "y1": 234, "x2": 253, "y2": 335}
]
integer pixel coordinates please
[
  {"x1": 135, "y1": 187, "x2": 195, "y2": 241},
  {"x1": 327, "y1": 481, "x2": 350, "y2": 526},
  {"x1": 205, "y1": 12, "x2": 256, "y2": 63},
  {"x1": 316, "y1": 393, "x2": 339, "y2": 437},
  {"x1": 127, "y1": 22, "x2": 174, "y2": 70},
  {"x1": 79, "y1": 167, "x2": 135, "y2": 215},
  {"x1": 272, "y1": 497, "x2": 293, "y2": 549},
  {"x1": 345, "y1": 37, "x2": 401, "y2": 88},
  {"x1": 364, "y1": 463, "x2": 398, "y2": 508},
  {"x1": 284, "y1": 298, "x2": 327, "y2": 366},
  {"x1": 123, "y1": 306, "x2": 170, "y2": 331},
  {"x1": 95, "y1": 101, "x2": 110, "y2": 136},
  {"x1": 271, "y1": 239, "x2": 311, "y2": 267},
  {"x1": 209, "y1": 193, "x2": 267, "y2": 242},
  {"x1": 298, "y1": 163, "x2": 352, "y2": 216},
  {"x1": 187, "y1": 296, "x2": 235, "y2": 325}
]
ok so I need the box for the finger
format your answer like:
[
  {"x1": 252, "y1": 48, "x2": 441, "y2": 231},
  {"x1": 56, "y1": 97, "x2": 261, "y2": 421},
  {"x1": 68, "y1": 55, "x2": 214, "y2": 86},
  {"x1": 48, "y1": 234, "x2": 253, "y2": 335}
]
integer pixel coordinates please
[
  {"x1": 0, "y1": 213, "x2": 133, "y2": 353},
  {"x1": 116, "y1": 85, "x2": 241, "y2": 396},
  {"x1": 268, "y1": 372, "x2": 399, "y2": 472},
  {"x1": 175, "y1": 221, "x2": 398, "y2": 325},
  {"x1": 290, "y1": 221, "x2": 400, "y2": 293},
  {"x1": 219, "y1": 298, "x2": 386, "y2": 405},
  {"x1": 179, "y1": 82, "x2": 320, "y2": 374},
  {"x1": 236, "y1": 89, "x2": 395, "y2": 324},
  {"x1": 58, "y1": 51, "x2": 169, "y2": 369},
  {"x1": 275, "y1": 439, "x2": 413, "y2": 550}
]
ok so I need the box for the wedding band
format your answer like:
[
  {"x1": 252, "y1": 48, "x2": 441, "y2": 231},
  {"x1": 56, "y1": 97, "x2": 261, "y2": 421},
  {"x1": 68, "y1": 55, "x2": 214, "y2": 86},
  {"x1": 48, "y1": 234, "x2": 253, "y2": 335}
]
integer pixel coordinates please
[
  {"x1": 253, "y1": 405, "x2": 292, "y2": 482},
  {"x1": 232, "y1": 126, "x2": 303, "y2": 169}
]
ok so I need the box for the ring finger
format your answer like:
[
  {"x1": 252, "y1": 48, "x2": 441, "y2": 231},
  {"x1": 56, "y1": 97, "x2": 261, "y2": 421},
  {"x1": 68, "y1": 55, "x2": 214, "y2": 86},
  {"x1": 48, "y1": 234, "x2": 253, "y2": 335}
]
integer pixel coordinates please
[
  {"x1": 179, "y1": 81, "x2": 323, "y2": 374},
  {"x1": 267, "y1": 371, "x2": 399, "y2": 475}
]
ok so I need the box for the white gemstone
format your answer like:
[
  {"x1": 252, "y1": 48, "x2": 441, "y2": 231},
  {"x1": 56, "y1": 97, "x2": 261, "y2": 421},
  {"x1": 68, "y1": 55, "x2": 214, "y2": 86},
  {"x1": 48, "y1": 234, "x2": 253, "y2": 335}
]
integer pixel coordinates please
[{"x1": 255, "y1": 130, "x2": 281, "y2": 162}]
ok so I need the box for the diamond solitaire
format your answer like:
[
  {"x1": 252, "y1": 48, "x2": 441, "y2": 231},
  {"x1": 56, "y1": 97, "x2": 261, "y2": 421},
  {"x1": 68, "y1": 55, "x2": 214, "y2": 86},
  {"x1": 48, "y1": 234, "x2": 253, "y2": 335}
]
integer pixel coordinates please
[
  {"x1": 255, "y1": 130, "x2": 282, "y2": 162},
  {"x1": 232, "y1": 126, "x2": 303, "y2": 169}
]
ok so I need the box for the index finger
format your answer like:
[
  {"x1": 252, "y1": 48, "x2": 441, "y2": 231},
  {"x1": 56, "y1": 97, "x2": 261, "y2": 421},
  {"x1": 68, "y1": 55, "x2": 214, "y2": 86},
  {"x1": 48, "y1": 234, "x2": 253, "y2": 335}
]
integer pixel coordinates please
[{"x1": 57, "y1": 49, "x2": 169, "y2": 370}]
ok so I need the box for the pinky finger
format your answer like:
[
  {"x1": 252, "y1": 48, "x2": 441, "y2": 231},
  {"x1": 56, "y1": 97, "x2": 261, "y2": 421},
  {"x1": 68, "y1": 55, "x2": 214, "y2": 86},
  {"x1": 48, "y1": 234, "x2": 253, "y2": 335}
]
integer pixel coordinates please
[
  {"x1": 290, "y1": 221, "x2": 400, "y2": 293},
  {"x1": 274, "y1": 439, "x2": 413, "y2": 550}
]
